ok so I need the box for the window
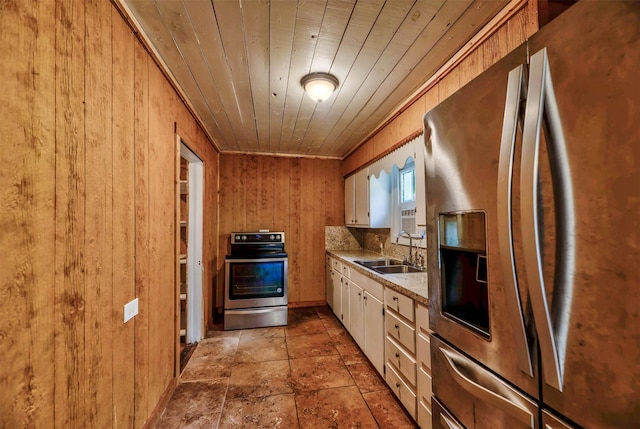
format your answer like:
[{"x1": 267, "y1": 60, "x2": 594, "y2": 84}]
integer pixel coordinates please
[{"x1": 400, "y1": 163, "x2": 415, "y2": 206}]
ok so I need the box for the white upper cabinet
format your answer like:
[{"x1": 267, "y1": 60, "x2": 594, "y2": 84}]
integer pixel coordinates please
[{"x1": 345, "y1": 167, "x2": 391, "y2": 228}]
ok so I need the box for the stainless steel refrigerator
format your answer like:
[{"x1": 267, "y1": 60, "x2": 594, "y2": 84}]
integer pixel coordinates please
[{"x1": 423, "y1": 2, "x2": 640, "y2": 428}]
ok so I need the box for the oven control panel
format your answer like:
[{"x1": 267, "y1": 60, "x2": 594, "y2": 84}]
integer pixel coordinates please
[{"x1": 231, "y1": 232, "x2": 285, "y2": 244}]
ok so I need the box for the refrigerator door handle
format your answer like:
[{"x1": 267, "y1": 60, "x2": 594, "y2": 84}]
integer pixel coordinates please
[
  {"x1": 439, "y1": 346, "x2": 535, "y2": 428},
  {"x1": 521, "y1": 47, "x2": 575, "y2": 392},
  {"x1": 440, "y1": 413, "x2": 464, "y2": 429},
  {"x1": 497, "y1": 64, "x2": 533, "y2": 377}
]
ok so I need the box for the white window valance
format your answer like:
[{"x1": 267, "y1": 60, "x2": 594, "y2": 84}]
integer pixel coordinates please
[{"x1": 369, "y1": 133, "x2": 424, "y2": 178}]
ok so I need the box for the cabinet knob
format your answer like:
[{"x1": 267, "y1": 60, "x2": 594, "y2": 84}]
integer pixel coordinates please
[
  {"x1": 396, "y1": 383, "x2": 401, "y2": 388},
  {"x1": 395, "y1": 353, "x2": 399, "y2": 358},
  {"x1": 363, "y1": 295, "x2": 367, "y2": 301},
  {"x1": 394, "y1": 324, "x2": 399, "y2": 329},
  {"x1": 358, "y1": 292, "x2": 361, "y2": 297},
  {"x1": 393, "y1": 296, "x2": 398, "y2": 301}
]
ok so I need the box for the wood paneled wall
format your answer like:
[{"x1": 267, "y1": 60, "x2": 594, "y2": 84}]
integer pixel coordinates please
[
  {"x1": 1, "y1": 1, "x2": 218, "y2": 428},
  {"x1": 218, "y1": 155, "x2": 343, "y2": 307},
  {"x1": 343, "y1": 1, "x2": 539, "y2": 175}
]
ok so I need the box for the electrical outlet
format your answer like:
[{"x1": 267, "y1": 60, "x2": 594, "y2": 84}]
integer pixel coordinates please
[{"x1": 124, "y1": 298, "x2": 139, "y2": 323}]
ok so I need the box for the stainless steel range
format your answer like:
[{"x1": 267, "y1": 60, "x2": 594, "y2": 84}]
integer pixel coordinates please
[{"x1": 224, "y1": 232, "x2": 288, "y2": 330}]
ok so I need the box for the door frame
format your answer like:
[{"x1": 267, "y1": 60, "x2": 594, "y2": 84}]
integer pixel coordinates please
[{"x1": 175, "y1": 135, "x2": 204, "y2": 373}]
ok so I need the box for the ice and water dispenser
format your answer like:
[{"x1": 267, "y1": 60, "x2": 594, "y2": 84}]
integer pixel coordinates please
[{"x1": 438, "y1": 212, "x2": 490, "y2": 338}]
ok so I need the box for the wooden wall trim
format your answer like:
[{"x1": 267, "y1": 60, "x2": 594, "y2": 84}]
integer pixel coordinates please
[
  {"x1": 221, "y1": 150, "x2": 342, "y2": 161},
  {"x1": 342, "y1": 0, "x2": 533, "y2": 161},
  {"x1": 343, "y1": 129, "x2": 424, "y2": 178}
]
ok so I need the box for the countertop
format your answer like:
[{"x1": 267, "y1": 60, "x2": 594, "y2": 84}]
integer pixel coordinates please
[{"x1": 326, "y1": 249, "x2": 429, "y2": 305}]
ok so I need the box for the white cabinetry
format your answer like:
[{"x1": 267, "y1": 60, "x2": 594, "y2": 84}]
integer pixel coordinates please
[
  {"x1": 331, "y1": 259, "x2": 342, "y2": 319},
  {"x1": 416, "y1": 302, "x2": 433, "y2": 429},
  {"x1": 345, "y1": 169, "x2": 368, "y2": 226},
  {"x1": 350, "y1": 269, "x2": 385, "y2": 376},
  {"x1": 349, "y1": 282, "x2": 364, "y2": 347},
  {"x1": 326, "y1": 256, "x2": 334, "y2": 309},
  {"x1": 345, "y1": 168, "x2": 390, "y2": 227},
  {"x1": 384, "y1": 288, "x2": 418, "y2": 419},
  {"x1": 363, "y1": 290, "x2": 384, "y2": 375},
  {"x1": 340, "y1": 265, "x2": 350, "y2": 328}
]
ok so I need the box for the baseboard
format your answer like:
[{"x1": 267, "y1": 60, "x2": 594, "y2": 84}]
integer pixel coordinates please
[
  {"x1": 141, "y1": 378, "x2": 177, "y2": 429},
  {"x1": 288, "y1": 300, "x2": 327, "y2": 308}
]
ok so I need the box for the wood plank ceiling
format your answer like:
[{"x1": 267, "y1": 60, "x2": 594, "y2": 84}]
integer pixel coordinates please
[{"x1": 122, "y1": 0, "x2": 508, "y2": 158}]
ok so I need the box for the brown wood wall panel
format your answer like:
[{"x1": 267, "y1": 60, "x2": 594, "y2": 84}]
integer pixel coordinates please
[
  {"x1": 0, "y1": 0, "x2": 56, "y2": 427},
  {"x1": 343, "y1": 1, "x2": 538, "y2": 173},
  {"x1": 1, "y1": 2, "x2": 218, "y2": 428},
  {"x1": 54, "y1": 0, "x2": 87, "y2": 426},
  {"x1": 133, "y1": 39, "x2": 151, "y2": 427},
  {"x1": 85, "y1": 1, "x2": 115, "y2": 426},
  {"x1": 112, "y1": 8, "x2": 136, "y2": 427},
  {"x1": 218, "y1": 155, "x2": 343, "y2": 307}
]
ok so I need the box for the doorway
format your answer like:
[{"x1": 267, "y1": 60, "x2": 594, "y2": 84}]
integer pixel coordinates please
[{"x1": 177, "y1": 139, "x2": 204, "y2": 372}]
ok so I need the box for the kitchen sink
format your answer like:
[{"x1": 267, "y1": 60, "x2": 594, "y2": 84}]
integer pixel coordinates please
[
  {"x1": 354, "y1": 259, "x2": 424, "y2": 274},
  {"x1": 372, "y1": 265, "x2": 424, "y2": 274},
  {"x1": 354, "y1": 259, "x2": 403, "y2": 268}
]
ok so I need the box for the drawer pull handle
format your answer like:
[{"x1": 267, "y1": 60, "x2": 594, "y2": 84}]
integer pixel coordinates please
[
  {"x1": 393, "y1": 296, "x2": 398, "y2": 301},
  {"x1": 395, "y1": 353, "x2": 400, "y2": 358},
  {"x1": 396, "y1": 383, "x2": 401, "y2": 388},
  {"x1": 394, "y1": 324, "x2": 399, "y2": 329}
]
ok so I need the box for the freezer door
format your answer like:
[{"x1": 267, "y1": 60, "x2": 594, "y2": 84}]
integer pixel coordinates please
[
  {"x1": 541, "y1": 410, "x2": 576, "y2": 429},
  {"x1": 431, "y1": 336, "x2": 539, "y2": 429},
  {"x1": 432, "y1": 397, "x2": 466, "y2": 429},
  {"x1": 522, "y1": 2, "x2": 640, "y2": 427},
  {"x1": 424, "y1": 43, "x2": 539, "y2": 397}
]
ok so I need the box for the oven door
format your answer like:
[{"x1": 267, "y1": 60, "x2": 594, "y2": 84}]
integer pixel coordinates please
[{"x1": 224, "y1": 257, "x2": 288, "y2": 310}]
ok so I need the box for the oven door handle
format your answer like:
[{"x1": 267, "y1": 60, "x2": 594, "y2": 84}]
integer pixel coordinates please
[
  {"x1": 224, "y1": 307, "x2": 284, "y2": 315},
  {"x1": 225, "y1": 257, "x2": 289, "y2": 263}
]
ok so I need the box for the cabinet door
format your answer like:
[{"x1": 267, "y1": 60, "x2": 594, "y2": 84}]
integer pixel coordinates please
[
  {"x1": 341, "y1": 277, "x2": 350, "y2": 328},
  {"x1": 364, "y1": 291, "x2": 384, "y2": 375},
  {"x1": 344, "y1": 174, "x2": 356, "y2": 225},
  {"x1": 332, "y1": 269, "x2": 342, "y2": 319},
  {"x1": 349, "y1": 282, "x2": 364, "y2": 348},
  {"x1": 354, "y1": 168, "x2": 369, "y2": 226},
  {"x1": 326, "y1": 260, "x2": 333, "y2": 309}
]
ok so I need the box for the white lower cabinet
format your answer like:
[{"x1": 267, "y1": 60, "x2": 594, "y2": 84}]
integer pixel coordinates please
[
  {"x1": 347, "y1": 269, "x2": 385, "y2": 376},
  {"x1": 416, "y1": 302, "x2": 433, "y2": 429},
  {"x1": 349, "y1": 282, "x2": 364, "y2": 347},
  {"x1": 331, "y1": 263, "x2": 342, "y2": 320},
  {"x1": 386, "y1": 361, "x2": 417, "y2": 418},
  {"x1": 384, "y1": 288, "x2": 418, "y2": 419},
  {"x1": 341, "y1": 276, "x2": 350, "y2": 328},
  {"x1": 326, "y1": 256, "x2": 334, "y2": 309},
  {"x1": 363, "y1": 290, "x2": 384, "y2": 375}
]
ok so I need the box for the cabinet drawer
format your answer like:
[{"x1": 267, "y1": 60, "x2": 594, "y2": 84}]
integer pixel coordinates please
[
  {"x1": 332, "y1": 258, "x2": 342, "y2": 272},
  {"x1": 385, "y1": 311, "x2": 416, "y2": 353},
  {"x1": 342, "y1": 264, "x2": 350, "y2": 279},
  {"x1": 386, "y1": 336, "x2": 417, "y2": 386},
  {"x1": 417, "y1": 332, "x2": 431, "y2": 370},
  {"x1": 416, "y1": 302, "x2": 430, "y2": 336},
  {"x1": 386, "y1": 362, "x2": 417, "y2": 418},
  {"x1": 418, "y1": 366, "x2": 432, "y2": 405},
  {"x1": 418, "y1": 399, "x2": 432, "y2": 429},
  {"x1": 385, "y1": 289, "x2": 415, "y2": 322}
]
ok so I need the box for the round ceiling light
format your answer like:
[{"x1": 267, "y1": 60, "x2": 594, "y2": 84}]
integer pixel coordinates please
[{"x1": 300, "y1": 72, "x2": 339, "y2": 103}]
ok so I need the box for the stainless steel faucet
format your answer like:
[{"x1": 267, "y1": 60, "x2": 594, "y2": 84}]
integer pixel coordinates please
[{"x1": 396, "y1": 230, "x2": 415, "y2": 265}]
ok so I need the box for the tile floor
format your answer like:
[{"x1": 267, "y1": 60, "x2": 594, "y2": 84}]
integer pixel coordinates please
[{"x1": 156, "y1": 306, "x2": 418, "y2": 428}]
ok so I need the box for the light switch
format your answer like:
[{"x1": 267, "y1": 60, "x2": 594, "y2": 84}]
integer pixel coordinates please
[{"x1": 124, "y1": 298, "x2": 139, "y2": 323}]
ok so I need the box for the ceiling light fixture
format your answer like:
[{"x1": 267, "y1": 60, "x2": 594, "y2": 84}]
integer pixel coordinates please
[{"x1": 301, "y1": 72, "x2": 339, "y2": 103}]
